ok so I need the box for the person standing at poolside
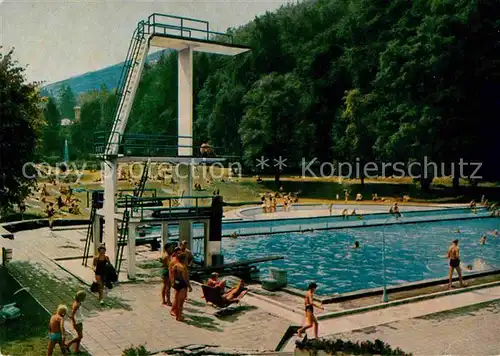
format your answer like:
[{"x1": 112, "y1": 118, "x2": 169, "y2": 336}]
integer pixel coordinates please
[
  {"x1": 447, "y1": 239, "x2": 466, "y2": 289},
  {"x1": 170, "y1": 253, "x2": 192, "y2": 321},
  {"x1": 92, "y1": 245, "x2": 110, "y2": 305},
  {"x1": 161, "y1": 243, "x2": 174, "y2": 306},
  {"x1": 179, "y1": 240, "x2": 193, "y2": 267},
  {"x1": 297, "y1": 282, "x2": 324, "y2": 339},
  {"x1": 65, "y1": 291, "x2": 86, "y2": 353},
  {"x1": 47, "y1": 304, "x2": 68, "y2": 356}
]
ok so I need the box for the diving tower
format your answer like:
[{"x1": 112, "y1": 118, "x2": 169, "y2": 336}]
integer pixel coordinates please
[{"x1": 95, "y1": 13, "x2": 250, "y2": 275}]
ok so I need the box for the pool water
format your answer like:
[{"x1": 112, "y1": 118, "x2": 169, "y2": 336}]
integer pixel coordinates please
[{"x1": 221, "y1": 218, "x2": 500, "y2": 295}]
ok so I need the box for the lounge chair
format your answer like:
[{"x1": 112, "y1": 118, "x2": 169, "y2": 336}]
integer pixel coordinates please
[{"x1": 201, "y1": 285, "x2": 247, "y2": 308}]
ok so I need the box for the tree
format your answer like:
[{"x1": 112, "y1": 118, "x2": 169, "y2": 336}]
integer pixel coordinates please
[
  {"x1": 334, "y1": 89, "x2": 376, "y2": 187},
  {"x1": 239, "y1": 72, "x2": 314, "y2": 181},
  {"x1": 0, "y1": 48, "x2": 43, "y2": 215},
  {"x1": 41, "y1": 97, "x2": 62, "y2": 157},
  {"x1": 58, "y1": 85, "x2": 76, "y2": 120}
]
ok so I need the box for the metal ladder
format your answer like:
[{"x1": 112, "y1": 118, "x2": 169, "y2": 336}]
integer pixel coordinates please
[
  {"x1": 115, "y1": 209, "x2": 130, "y2": 274},
  {"x1": 82, "y1": 193, "x2": 100, "y2": 266},
  {"x1": 105, "y1": 21, "x2": 150, "y2": 157},
  {"x1": 115, "y1": 161, "x2": 149, "y2": 275},
  {"x1": 134, "y1": 160, "x2": 150, "y2": 198}
]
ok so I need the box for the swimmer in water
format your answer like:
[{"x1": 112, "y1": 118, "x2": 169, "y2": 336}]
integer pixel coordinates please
[
  {"x1": 455, "y1": 229, "x2": 461, "y2": 233},
  {"x1": 487, "y1": 229, "x2": 498, "y2": 236},
  {"x1": 231, "y1": 232, "x2": 238, "y2": 239},
  {"x1": 480, "y1": 234, "x2": 487, "y2": 245},
  {"x1": 351, "y1": 241, "x2": 360, "y2": 249}
]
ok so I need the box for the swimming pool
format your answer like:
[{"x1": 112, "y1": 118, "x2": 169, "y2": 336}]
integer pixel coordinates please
[
  {"x1": 221, "y1": 217, "x2": 500, "y2": 295},
  {"x1": 143, "y1": 207, "x2": 488, "y2": 238}
]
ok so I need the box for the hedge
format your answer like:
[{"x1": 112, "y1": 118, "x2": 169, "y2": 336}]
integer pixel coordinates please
[{"x1": 295, "y1": 338, "x2": 412, "y2": 355}]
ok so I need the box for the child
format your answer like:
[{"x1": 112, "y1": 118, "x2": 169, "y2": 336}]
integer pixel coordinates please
[
  {"x1": 297, "y1": 282, "x2": 324, "y2": 339},
  {"x1": 66, "y1": 291, "x2": 86, "y2": 353},
  {"x1": 47, "y1": 304, "x2": 68, "y2": 356}
]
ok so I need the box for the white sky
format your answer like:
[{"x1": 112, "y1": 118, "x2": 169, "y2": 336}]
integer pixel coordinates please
[{"x1": 1, "y1": 0, "x2": 294, "y2": 84}]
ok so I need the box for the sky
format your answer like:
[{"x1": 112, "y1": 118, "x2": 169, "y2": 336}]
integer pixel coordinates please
[{"x1": 1, "y1": 0, "x2": 294, "y2": 84}]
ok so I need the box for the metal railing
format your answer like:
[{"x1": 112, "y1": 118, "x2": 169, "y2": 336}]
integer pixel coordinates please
[
  {"x1": 85, "y1": 188, "x2": 157, "y2": 208},
  {"x1": 147, "y1": 13, "x2": 233, "y2": 44},
  {"x1": 96, "y1": 131, "x2": 239, "y2": 159},
  {"x1": 118, "y1": 194, "x2": 214, "y2": 220}
]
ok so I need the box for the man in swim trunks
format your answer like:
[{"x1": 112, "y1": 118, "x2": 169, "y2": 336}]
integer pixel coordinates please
[
  {"x1": 179, "y1": 240, "x2": 193, "y2": 267},
  {"x1": 47, "y1": 304, "x2": 68, "y2": 355},
  {"x1": 447, "y1": 239, "x2": 466, "y2": 289}
]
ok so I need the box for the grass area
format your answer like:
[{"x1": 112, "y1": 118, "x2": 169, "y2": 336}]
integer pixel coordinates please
[
  {"x1": 0, "y1": 268, "x2": 91, "y2": 356},
  {"x1": 7, "y1": 261, "x2": 131, "y2": 312},
  {"x1": 9, "y1": 166, "x2": 500, "y2": 222},
  {"x1": 136, "y1": 260, "x2": 162, "y2": 269}
]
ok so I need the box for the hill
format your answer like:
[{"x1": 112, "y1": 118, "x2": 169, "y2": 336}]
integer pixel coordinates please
[{"x1": 41, "y1": 49, "x2": 169, "y2": 97}]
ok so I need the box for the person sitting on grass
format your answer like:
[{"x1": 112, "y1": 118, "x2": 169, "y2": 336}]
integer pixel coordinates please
[
  {"x1": 57, "y1": 195, "x2": 65, "y2": 210},
  {"x1": 47, "y1": 304, "x2": 68, "y2": 356}
]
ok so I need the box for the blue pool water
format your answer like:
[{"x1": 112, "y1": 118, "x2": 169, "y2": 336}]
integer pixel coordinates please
[{"x1": 221, "y1": 218, "x2": 500, "y2": 295}]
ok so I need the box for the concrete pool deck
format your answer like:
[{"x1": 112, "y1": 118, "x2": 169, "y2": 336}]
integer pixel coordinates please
[
  {"x1": 2, "y1": 223, "x2": 500, "y2": 355},
  {"x1": 227, "y1": 203, "x2": 462, "y2": 220}
]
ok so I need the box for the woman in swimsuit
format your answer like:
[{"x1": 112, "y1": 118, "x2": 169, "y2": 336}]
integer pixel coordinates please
[
  {"x1": 297, "y1": 282, "x2": 324, "y2": 339},
  {"x1": 161, "y1": 243, "x2": 174, "y2": 306},
  {"x1": 170, "y1": 253, "x2": 192, "y2": 321},
  {"x1": 66, "y1": 290, "x2": 86, "y2": 353},
  {"x1": 47, "y1": 304, "x2": 68, "y2": 356},
  {"x1": 93, "y1": 245, "x2": 110, "y2": 305}
]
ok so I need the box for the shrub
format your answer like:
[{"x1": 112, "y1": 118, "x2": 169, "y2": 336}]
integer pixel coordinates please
[
  {"x1": 122, "y1": 345, "x2": 151, "y2": 356},
  {"x1": 295, "y1": 338, "x2": 412, "y2": 355}
]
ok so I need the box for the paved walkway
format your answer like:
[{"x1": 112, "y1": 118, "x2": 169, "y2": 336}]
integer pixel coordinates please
[
  {"x1": 327, "y1": 300, "x2": 500, "y2": 355},
  {"x1": 1, "y1": 227, "x2": 290, "y2": 355},
  {"x1": 4, "y1": 224, "x2": 500, "y2": 355},
  {"x1": 230, "y1": 203, "x2": 451, "y2": 221},
  {"x1": 284, "y1": 284, "x2": 500, "y2": 351}
]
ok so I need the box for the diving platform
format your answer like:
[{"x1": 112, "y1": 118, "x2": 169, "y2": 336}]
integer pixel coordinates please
[{"x1": 94, "y1": 12, "x2": 250, "y2": 276}]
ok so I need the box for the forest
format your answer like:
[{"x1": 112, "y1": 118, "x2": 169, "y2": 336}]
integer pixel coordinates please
[{"x1": 39, "y1": 0, "x2": 500, "y2": 189}]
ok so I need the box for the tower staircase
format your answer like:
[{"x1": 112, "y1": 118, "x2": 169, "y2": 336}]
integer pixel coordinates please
[{"x1": 102, "y1": 21, "x2": 151, "y2": 158}]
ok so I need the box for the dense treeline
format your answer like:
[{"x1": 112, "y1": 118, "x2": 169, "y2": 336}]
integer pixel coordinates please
[{"x1": 44, "y1": 0, "x2": 500, "y2": 188}]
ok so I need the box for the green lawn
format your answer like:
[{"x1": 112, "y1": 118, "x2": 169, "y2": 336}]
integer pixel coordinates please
[{"x1": 0, "y1": 268, "x2": 91, "y2": 356}]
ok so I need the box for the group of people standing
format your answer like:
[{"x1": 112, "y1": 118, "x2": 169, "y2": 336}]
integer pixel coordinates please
[
  {"x1": 261, "y1": 189, "x2": 299, "y2": 214},
  {"x1": 161, "y1": 240, "x2": 194, "y2": 321}
]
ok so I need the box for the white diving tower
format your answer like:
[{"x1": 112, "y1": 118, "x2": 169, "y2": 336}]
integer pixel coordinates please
[{"x1": 96, "y1": 13, "x2": 250, "y2": 273}]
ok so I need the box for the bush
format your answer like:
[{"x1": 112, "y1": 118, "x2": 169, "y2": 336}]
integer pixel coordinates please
[
  {"x1": 0, "y1": 212, "x2": 45, "y2": 223},
  {"x1": 123, "y1": 345, "x2": 151, "y2": 356},
  {"x1": 295, "y1": 338, "x2": 412, "y2": 355}
]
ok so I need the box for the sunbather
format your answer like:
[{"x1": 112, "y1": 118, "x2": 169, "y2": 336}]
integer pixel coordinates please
[
  {"x1": 207, "y1": 272, "x2": 226, "y2": 290},
  {"x1": 222, "y1": 280, "x2": 247, "y2": 303}
]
